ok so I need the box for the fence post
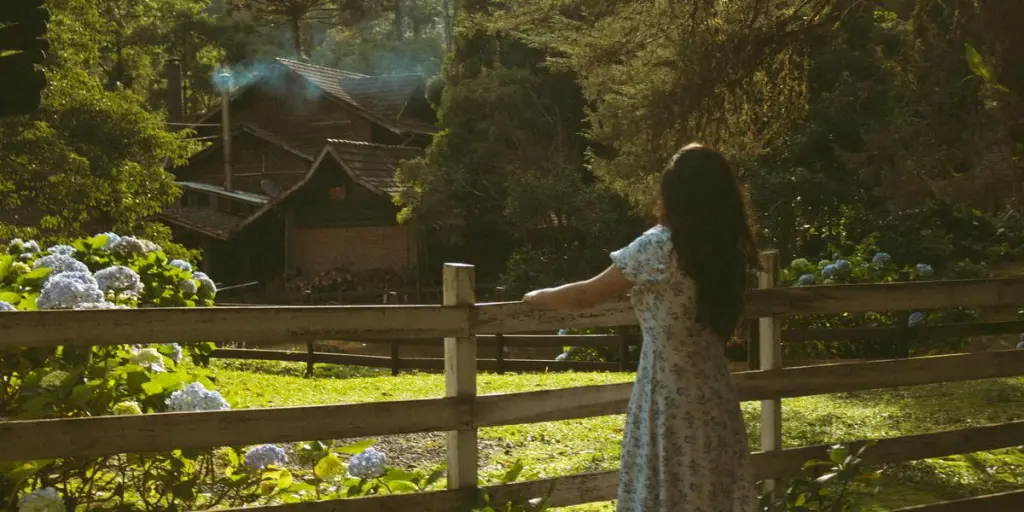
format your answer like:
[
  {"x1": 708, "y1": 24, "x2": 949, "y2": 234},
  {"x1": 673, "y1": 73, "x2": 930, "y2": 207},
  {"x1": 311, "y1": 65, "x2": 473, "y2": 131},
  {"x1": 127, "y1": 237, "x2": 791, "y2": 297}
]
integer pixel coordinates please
[
  {"x1": 443, "y1": 263, "x2": 478, "y2": 492},
  {"x1": 618, "y1": 332, "x2": 629, "y2": 372},
  {"x1": 495, "y1": 286, "x2": 506, "y2": 375},
  {"x1": 384, "y1": 291, "x2": 401, "y2": 376},
  {"x1": 758, "y1": 250, "x2": 783, "y2": 493},
  {"x1": 305, "y1": 341, "x2": 315, "y2": 378}
]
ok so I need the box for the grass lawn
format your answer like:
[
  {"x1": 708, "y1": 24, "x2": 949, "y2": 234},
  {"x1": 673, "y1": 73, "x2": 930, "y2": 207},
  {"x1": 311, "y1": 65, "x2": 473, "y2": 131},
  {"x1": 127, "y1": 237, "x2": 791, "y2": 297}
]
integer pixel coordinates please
[{"x1": 210, "y1": 359, "x2": 1024, "y2": 510}]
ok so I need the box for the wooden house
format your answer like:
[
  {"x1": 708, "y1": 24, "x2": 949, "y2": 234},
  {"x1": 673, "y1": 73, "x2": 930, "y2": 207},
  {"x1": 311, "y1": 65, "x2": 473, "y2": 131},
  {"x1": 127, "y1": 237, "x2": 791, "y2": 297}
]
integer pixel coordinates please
[{"x1": 158, "y1": 58, "x2": 435, "y2": 291}]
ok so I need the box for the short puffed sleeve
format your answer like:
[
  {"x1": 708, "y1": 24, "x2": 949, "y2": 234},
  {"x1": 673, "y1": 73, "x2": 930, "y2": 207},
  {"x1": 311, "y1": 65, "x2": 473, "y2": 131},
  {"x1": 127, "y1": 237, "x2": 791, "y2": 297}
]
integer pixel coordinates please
[{"x1": 610, "y1": 225, "x2": 675, "y2": 285}]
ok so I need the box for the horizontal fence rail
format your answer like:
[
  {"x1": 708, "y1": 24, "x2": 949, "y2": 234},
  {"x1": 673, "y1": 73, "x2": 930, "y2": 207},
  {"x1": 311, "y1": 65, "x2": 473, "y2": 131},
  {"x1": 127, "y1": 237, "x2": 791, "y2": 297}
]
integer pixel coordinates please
[
  {"x1": 4, "y1": 349, "x2": 1024, "y2": 462},
  {"x1": 8, "y1": 277, "x2": 1024, "y2": 348}
]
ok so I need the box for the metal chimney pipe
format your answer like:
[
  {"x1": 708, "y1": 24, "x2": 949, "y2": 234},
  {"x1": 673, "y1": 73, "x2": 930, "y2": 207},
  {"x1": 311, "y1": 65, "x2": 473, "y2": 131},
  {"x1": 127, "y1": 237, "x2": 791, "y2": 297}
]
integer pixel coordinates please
[
  {"x1": 165, "y1": 58, "x2": 184, "y2": 126},
  {"x1": 218, "y1": 71, "x2": 233, "y2": 192}
]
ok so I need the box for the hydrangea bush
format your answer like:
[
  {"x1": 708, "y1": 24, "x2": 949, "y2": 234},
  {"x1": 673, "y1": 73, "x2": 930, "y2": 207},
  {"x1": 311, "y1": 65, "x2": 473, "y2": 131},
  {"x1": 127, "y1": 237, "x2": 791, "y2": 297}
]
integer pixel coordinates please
[
  {"x1": 778, "y1": 238, "x2": 987, "y2": 360},
  {"x1": 0, "y1": 233, "x2": 226, "y2": 510},
  {"x1": 1, "y1": 235, "x2": 448, "y2": 510}
]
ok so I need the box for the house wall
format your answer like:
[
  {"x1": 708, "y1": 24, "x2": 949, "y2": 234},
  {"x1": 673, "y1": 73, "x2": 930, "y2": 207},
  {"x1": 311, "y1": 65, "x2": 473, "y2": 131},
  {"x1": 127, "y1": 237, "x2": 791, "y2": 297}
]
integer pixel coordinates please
[
  {"x1": 174, "y1": 134, "x2": 310, "y2": 197},
  {"x1": 291, "y1": 225, "x2": 416, "y2": 275},
  {"x1": 284, "y1": 157, "x2": 416, "y2": 276}
]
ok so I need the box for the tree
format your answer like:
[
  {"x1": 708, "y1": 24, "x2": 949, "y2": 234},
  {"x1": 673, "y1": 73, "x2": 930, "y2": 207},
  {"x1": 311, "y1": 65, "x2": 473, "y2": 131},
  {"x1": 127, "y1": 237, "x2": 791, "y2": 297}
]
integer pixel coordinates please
[
  {"x1": 395, "y1": 0, "x2": 641, "y2": 287},
  {"x1": 0, "y1": 0, "x2": 201, "y2": 242}
]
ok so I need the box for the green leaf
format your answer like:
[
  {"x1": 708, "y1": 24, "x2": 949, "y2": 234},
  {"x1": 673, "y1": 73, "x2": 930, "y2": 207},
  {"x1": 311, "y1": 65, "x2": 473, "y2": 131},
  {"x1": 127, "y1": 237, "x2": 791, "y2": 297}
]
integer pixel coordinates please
[
  {"x1": 141, "y1": 380, "x2": 163, "y2": 396},
  {"x1": 336, "y1": 439, "x2": 377, "y2": 455},
  {"x1": 275, "y1": 469, "x2": 294, "y2": 492},
  {"x1": 828, "y1": 445, "x2": 849, "y2": 464},
  {"x1": 382, "y1": 468, "x2": 418, "y2": 483},
  {"x1": 500, "y1": 460, "x2": 524, "y2": 484},
  {"x1": 0, "y1": 291, "x2": 21, "y2": 304},
  {"x1": 91, "y1": 235, "x2": 110, "y2": 250},
  {"x1": 423, "y1": 464, "x2": 446, "y2": 489},
  {"x1": 384, "y1": 480, "x2": 419, "y2": 493},
  {"x1": 965, "y1": 42, "x2": 1008, "y2": 92},
  {"x1": 315, "y1": 453, "x2": 344, "y2": 480},
  {"x1": 18, "y1": 267, "x2": 52, "y2": 286}
]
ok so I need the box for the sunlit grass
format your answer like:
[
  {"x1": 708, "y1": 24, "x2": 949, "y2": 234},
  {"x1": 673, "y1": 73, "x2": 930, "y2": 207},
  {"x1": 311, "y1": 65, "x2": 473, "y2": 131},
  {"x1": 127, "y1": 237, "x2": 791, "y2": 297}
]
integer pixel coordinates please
[{"x1": 210, "y1": 360, "x2": 1024, "y2": 509}]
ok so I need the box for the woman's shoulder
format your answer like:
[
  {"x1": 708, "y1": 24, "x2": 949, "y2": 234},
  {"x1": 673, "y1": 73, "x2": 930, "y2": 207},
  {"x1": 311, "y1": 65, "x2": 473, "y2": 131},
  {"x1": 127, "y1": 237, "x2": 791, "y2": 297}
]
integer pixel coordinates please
[{"x1": 640, "y1": 224, "x2": 673, "y2": 248}]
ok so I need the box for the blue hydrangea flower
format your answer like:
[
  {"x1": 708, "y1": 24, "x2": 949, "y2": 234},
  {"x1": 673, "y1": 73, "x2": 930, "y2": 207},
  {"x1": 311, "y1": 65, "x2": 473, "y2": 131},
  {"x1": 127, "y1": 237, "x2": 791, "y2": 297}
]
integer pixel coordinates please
[
  {"x1": 348, "y1": 447, "x2": 388, "y2": 479},
  {"x1": 94, "y1": 266, "x2": 143, "y2": 297},
  {"x1": 193, "y1": 271, "x2": 216, "y2": 296},
  {"x1": 166, "y1": 343, "x2": 183, "y2": 363},
  {"x1": 110, "y1": 236, "x2": 161, "y2": 255},
  {"x1": 557, "y1": 329, "x2": 568, "y2": 336},
  {"x1": 908, "y1": 312, "x2": 926, "y2": 328},
  {"x1": 915, "y1": 263, "x2": 934, "y2": 277},
  {"x1": 131, "y1": 348, "x2": 166, "y2": 373},
  {"x1": 7, "y1": 238, "x2": 40, "y2": 255},
  {"x1": 46, "y1": 245, "x2": 76, "y2": 257},
  {"x1": 33, "y1": 254, "x2": 89, "y2": 276},
  {"x1": 168, "y1": 259, "x2": 193, "y2": 272},
  {"x1": 833, "y1": 259, "x2": 852, "y2": 274},
  {"x1": 871, "y1": 252, "x2": 891, "y2": 266},
  {"x1": 821, "y1": 264, "x2": 839, "y2": 279},
  {"x1": 796, "y1": 274, "x2": 815, "y2": 286},
  {"x1": 555, "y1": 352, "x2": 569, "y2": 362},
  {"x1": 244, "y1": 444, "x2": 289, "y2": 470},
  {"x1": 74, "y1": 301, "x2": 129, "y2": 310},
  {"x1": 180, "y1": 279, "x2": 198, "y2": 296},
  {"x1": 0, "y1": 300, "x2": 15, "y2": 312},
  {"x1": 1017, "y1": 340, "x2": 1024, "y2": 350},
  {"x1": 36, "y1": 272, "x2": 104, "y2": 310},
  {"x1": 17, "y1": 486, "x2": 65, "y2": 512},
  {"x1": 166, "y1": 382, "x2": 230, "y2": 412}
]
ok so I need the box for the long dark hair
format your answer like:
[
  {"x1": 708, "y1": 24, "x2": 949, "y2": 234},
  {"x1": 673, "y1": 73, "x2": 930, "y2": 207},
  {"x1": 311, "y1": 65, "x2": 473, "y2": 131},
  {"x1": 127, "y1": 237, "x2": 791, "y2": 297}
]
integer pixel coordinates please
[{"x1": 658, "y1": 143, "x2": 761, "y2": 342}]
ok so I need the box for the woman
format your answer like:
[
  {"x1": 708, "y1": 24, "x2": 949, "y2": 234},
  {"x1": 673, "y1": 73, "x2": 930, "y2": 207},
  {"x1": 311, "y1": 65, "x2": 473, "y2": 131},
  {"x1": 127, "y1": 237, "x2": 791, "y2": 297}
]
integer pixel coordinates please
[{"x1": 523, "y1": 143, "x2": 761, "y2": 511}]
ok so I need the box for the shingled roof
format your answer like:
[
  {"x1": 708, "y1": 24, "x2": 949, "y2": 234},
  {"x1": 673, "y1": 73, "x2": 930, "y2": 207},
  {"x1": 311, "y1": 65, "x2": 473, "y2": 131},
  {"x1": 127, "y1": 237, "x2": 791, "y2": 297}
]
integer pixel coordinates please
[
  {"x1": 325, "y1": 139, "x2": 422, "y2": 197},
  {"x1": 157, "y1": 206, "x2": 246, "y2": 240},
  {"x1": 229, "y1": 140, "x2": 421, "y2": 235}
]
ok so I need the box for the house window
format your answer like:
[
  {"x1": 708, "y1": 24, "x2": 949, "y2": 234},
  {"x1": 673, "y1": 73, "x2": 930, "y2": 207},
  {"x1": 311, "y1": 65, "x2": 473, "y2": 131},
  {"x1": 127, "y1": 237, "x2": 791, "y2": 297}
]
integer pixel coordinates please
[{"x1": 329, "y1": 185, "x2": 347, "y2": 201}]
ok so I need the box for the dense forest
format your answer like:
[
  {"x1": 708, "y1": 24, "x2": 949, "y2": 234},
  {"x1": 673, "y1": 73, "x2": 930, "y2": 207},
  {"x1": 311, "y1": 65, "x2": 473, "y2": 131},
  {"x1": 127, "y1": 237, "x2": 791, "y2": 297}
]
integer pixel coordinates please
[{"x1": 1, "y1": 0, "x2": 1022, "y2": 291}]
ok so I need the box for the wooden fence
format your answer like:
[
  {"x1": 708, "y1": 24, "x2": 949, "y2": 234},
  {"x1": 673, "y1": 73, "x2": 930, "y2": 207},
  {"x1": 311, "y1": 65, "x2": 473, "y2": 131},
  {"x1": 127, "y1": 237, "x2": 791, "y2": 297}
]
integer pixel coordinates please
[
  {"x1": 209, "y1": 333, "x2": 634, "y2": 376},
  {"x1": 3, "y1": 253, "x2": 1024, "y2": 510}
]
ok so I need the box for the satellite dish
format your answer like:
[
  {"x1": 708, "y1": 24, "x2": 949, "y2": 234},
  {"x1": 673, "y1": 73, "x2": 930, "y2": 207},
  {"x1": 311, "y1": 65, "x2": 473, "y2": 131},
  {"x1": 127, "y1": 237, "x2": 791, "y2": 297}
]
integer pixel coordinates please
[{"x1": 261, "y1": 179, "x2": 282, "y2": 197}]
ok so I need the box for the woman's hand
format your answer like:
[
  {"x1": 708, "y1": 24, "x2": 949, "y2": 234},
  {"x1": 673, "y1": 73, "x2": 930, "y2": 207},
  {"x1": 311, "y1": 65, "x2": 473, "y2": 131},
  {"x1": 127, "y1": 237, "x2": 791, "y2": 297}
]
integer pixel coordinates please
[{"x1": 522, "y1": 288, "x2": 553, "y2": 308}]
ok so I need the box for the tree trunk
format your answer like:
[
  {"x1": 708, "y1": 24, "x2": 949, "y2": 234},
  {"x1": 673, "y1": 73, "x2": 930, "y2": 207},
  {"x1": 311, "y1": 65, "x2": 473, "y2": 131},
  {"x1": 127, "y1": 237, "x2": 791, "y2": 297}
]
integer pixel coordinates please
[
  {"x1": 394, "y1": 0, "x2": 404, "y2": 41},
  {"x1": 290, "y1": 13, "x2": 304, "y2": 58}
]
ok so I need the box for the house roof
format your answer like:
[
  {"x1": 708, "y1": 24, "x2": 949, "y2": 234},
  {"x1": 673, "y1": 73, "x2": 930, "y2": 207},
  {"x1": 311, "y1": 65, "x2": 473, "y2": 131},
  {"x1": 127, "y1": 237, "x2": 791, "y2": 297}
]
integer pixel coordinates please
[
  {"x1": 177, "y1": 181, "x2": 271, "y2": 205},
  {"x1": 183, "y1": 124, "x2": 317, "y2": 164},
  {"x1": 325, "y1": 139, "x2": 422, "y2": 197},
  {"x1": 230, "y1": 140, "x2": 422, "y2": 234},
  {"x1": 156, "y1": 206, "x2": 245, "y2": 240},
  {"x1": 187, "y1": 59, "x2": 430, "y2": 137}
]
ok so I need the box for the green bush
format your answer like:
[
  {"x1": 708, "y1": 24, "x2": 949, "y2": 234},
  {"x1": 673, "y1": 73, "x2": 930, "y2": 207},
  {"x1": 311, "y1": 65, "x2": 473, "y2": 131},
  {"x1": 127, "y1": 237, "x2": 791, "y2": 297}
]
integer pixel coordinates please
[
  {"x1": 779, "y1": 238, "x2": 984, "y2": 360},
  {"x1": 1, "y1": 235, "x2": 442, "y2": 510}
]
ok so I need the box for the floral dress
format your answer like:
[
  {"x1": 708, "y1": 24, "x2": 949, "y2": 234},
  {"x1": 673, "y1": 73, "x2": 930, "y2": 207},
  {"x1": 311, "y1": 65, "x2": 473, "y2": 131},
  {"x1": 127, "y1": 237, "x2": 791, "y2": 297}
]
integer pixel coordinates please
[{"x1": 610, "y1": 225, "x2": 757, "y2": 512}]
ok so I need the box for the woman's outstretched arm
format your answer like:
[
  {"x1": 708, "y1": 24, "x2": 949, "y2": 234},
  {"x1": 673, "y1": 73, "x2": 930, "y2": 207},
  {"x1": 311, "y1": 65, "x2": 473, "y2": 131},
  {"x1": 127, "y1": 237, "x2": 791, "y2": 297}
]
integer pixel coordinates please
[{"x1": 522, "y1": 265, "x2": 632, "y2": 311}]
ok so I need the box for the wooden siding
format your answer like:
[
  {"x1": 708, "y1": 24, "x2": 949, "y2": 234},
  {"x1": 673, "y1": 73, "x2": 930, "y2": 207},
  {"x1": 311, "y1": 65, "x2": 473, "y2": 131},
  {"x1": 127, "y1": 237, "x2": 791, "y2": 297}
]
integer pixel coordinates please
[
  {"x1": 292, "y1": 225, "x2": 416, "y2": 275},
  {"x1": 292, "y1": 157, "x2": 399, "y2": 229},
  {"x1": 174, "y1": 134, "x2": 310, "y2": 197}
]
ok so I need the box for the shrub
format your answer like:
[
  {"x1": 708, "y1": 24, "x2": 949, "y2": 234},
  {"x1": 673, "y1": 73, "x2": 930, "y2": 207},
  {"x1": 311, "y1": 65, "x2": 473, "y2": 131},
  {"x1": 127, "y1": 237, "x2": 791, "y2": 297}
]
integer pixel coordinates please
[
  {"x1": 0, "y1": 234, "x2": 448, "y2": 510},
  {"x1": 778, "y1": 240, "x2": 982, "y2": 359}
]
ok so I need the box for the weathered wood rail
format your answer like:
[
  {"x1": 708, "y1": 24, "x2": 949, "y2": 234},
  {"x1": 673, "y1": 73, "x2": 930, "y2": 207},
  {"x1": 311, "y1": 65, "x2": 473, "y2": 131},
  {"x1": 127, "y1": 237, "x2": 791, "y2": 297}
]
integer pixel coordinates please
[{"x1": 3, "y1": 254, "x2": 1024, "y2": 510}]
